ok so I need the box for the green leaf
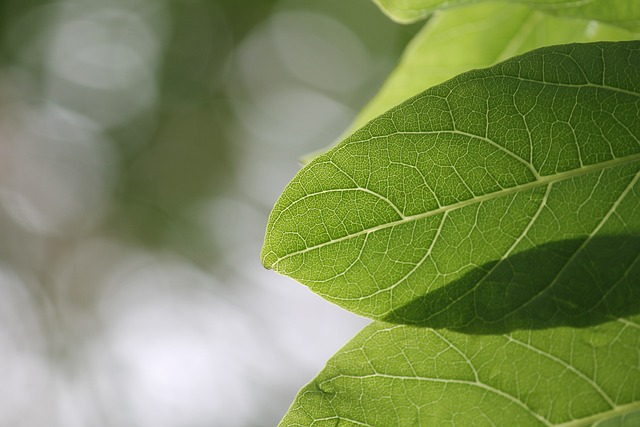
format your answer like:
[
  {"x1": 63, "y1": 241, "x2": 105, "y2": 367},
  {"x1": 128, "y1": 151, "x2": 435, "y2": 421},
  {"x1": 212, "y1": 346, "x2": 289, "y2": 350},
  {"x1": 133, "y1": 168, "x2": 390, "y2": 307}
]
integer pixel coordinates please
[
  {"x1": 261, "y1": 41, "x2": 640, "y2": 328},
  {"x1": 300, "y1": 4, "x2": 638, "y2": 165},
  {"x1": 280, "y1": 319, "x2": 640, "y2": 426},
  {"x1": 349, "y1": 3, "x2": 639, "y2": 136},
  {"x1": 372, "y1": 0, "x2": 640, "y2": 29}
]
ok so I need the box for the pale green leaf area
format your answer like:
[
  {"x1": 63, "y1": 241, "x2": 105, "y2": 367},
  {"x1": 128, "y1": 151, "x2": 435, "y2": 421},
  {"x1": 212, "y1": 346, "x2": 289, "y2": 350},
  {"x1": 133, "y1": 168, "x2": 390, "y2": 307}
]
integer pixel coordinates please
[
  {"x1": 261, "y1": 41, "x2": 640, "y2": 329},
  {"x1": 280, "y1": 319, "x2": 640, "y2": 426},
  {"x1": 372, "y1": 0, "x2": 640, "y2": 29},
  {"x1": 347, "y1": 3, "x2": 639, "y2": 138}
]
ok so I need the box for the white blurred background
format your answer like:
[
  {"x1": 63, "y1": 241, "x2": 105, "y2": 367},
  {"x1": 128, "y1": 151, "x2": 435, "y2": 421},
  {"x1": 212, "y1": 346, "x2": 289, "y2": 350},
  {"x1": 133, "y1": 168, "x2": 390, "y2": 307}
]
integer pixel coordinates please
[{"x1": 0, "y1": 0, "x2": 418, "y2": 425}]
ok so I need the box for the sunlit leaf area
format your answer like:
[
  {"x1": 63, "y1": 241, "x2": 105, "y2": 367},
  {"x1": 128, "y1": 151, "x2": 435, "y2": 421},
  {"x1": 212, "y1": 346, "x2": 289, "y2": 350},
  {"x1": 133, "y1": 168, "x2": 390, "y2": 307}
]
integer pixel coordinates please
[
  {"x1": 0, "y1": 1, "x2": 420, "y2": 425},
  {"x1": 260, "y1": 0, "x2": 640, "y2": 424}
]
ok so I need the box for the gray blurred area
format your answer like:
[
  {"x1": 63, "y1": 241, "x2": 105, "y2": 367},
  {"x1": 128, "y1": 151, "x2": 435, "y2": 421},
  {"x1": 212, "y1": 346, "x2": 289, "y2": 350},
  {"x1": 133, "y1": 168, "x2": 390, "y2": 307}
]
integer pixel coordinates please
[{"x1": 0, "y1": 1, "x2": 417, "y2": 425}]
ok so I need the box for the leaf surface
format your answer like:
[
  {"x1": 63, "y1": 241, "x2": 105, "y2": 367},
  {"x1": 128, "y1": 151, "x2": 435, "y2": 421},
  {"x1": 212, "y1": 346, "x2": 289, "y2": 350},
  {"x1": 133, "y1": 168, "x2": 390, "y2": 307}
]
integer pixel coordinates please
[
  {"x1": 280, "y1": 319, "x2": 640, "y2": 426},
  {"x1": 372, "y1": 0, "x2": 640, "y2": 29},
  {"x1": 349, "y1": 3, "x2": 639, "y2": 135},
  {"x1": 261, "y1": 41, "x2": 640, "y2": 328}
]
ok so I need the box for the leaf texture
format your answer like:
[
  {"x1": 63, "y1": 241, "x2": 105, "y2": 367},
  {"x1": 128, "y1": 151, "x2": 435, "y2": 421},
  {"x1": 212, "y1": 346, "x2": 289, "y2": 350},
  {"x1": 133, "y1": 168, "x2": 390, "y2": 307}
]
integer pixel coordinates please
[
  {"x1": 372, "y1": 0, "x2": 640, "y2": 29},
  {"x1": 261, "y1": 41, "x2": 640, "y2": 328},
  {"x1": 280, "y1": 319, "x2": 640, "y2": 426}
]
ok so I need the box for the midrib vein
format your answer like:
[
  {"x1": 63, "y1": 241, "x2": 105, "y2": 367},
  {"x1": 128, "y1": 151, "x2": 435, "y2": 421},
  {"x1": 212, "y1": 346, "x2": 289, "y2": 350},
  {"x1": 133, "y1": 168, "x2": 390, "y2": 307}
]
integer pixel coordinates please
[
  {"x1": 332, "y1": 373, "x2": 553, "y2": 426},
  {"x1": 269, "y1": 153, "x2": 640, "y2": 270}
]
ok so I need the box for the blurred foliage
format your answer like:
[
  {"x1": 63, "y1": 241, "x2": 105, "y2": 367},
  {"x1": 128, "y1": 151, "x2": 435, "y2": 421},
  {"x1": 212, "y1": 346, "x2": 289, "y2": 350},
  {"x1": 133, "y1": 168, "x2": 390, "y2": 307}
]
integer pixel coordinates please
[
  {"x1": 0, "y1": 1, "x2": 419, "y2": 425},
  {"x1": 0, "y1": 0, "x2": 418, "y2": 427},
  {"x1": 0, "y1": 0, "x2": 419, "y2": 265}
]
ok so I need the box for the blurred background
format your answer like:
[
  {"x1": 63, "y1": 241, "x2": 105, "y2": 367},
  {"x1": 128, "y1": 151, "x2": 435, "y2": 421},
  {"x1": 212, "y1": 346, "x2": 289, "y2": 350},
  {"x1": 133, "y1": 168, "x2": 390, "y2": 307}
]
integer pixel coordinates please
[{"x1": 0, "y1": 0, "x2": 420, "y2": 425}]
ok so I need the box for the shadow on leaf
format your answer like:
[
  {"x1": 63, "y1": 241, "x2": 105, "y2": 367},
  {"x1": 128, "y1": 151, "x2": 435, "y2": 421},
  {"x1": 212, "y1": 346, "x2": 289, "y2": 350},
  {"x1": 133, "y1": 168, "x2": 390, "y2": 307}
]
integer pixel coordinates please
[{"x1": 384, "y1": 235, "x2": 640, "y2": 334}]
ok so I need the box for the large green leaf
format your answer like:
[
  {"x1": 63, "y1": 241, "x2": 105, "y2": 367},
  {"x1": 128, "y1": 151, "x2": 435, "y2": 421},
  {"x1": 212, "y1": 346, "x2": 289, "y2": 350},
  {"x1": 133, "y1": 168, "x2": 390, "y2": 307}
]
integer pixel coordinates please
[
  {"x1": 349, "y1": 3, "x2": 639, "y2": 136},
  {"x1": 261, "y1": 41, "x2": 640, "y2": 328},
  {"x1": 280, "y1": 319, "x2": 640, "y2": 426},
  {"x1": 372, "y1": 0, "x2": 640, "y2": 29}
]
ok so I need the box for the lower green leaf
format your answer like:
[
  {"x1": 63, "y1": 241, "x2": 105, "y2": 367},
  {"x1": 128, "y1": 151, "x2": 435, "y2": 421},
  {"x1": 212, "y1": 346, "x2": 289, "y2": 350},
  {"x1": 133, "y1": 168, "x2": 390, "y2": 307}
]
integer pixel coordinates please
[{"x1": 281, "y1": 319, "x2": 640, "y2": 426}]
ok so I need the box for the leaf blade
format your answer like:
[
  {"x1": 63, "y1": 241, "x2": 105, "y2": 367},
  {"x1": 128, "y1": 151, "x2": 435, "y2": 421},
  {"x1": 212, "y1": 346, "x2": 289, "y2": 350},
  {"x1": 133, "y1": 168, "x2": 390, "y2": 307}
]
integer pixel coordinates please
[
  {"x1": 261, "y1": 41, "x2": 640, "y2": 327},
  {"x1": 279, "y1": 319, "x2": 640, "y2": 426}
]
